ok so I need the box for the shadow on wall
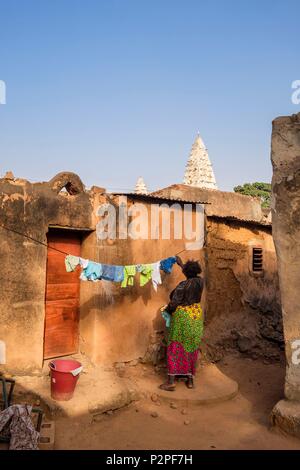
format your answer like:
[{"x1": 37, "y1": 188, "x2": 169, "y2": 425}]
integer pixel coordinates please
[{"x1": 79, "y1": 277, "x2": 170, "y2": 366}]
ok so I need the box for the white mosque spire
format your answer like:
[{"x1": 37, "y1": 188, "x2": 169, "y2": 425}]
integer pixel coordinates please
[
  {"x1": 135, "y1": 176, "x2": 149, "y2": 195},
  {"x1": 183, "y1": 134, "x2": 218, "y2": 190}
]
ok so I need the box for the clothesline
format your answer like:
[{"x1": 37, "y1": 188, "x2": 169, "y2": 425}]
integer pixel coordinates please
[
  {"x1": 0, "y1": 222, "x2": 187, "y2": 264},
  {"x1": 0, "y1": 223, "x2": 194, "y2": 291},
  {"x1": 0, "y1": 223, "x2": 71, "y2": 256}
]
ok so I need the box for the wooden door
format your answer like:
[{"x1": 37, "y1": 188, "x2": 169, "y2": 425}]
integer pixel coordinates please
[{"x1": 44, "y1": 230, "x2": 81, "y2": 359}]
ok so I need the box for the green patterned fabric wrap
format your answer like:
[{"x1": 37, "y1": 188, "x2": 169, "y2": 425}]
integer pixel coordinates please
[{"x1": 168, "y1": 303, "x2": 204, "y2": 353}]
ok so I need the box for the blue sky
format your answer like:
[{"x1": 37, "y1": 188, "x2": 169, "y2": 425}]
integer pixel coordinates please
[{"x1": 0, "y1": 0, "x2": 299, "y2": 192}]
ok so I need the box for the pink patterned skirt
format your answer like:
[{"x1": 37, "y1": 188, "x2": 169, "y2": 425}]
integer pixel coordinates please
[{"x1": 167, "y1": 303, "x2": 204, "y2": 377}]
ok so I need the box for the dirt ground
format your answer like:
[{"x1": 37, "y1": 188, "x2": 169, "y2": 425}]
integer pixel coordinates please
[{"x1": 54, "y1": 355, "x2": 300, "y2": 450}]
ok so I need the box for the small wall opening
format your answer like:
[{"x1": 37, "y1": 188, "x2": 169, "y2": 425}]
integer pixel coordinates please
[{"x1": 252, "y1": 247, "x2": 263, "y2": 272}]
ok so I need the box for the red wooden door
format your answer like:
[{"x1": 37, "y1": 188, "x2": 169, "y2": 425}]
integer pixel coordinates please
[{"x1": 44, "y1": 231, "x2": 81, "y2": 359}]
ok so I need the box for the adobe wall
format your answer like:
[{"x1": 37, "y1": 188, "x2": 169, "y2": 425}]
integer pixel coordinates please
[
  {"x1": 203, "y1": 217, "x2": 282, "y2": 362},
  {"x1": 270, "y1": 113, "x2": 300, "y2": 438},
  {"x1": 152, "y1": 184, "x2": 267, "y2": 224},
  {"x1": 0, "y1": 178, "x2": 205, "y2": 373},
  {"x1": 79, "y1": 198, "x2": 206, "y2": 365},
  {"x1": 153, "y1": 183, "x2": 282, "y2": 362},
  {"x1": 0, "y1": 173, "x2": 94, "y2": 373},
  {"x1": 271, "y1": 113, "x2": 300, "y2": 400}
]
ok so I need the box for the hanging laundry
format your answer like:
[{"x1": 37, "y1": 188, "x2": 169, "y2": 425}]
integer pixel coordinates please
[
  {"x1": 138, "y1": 264, "x2": 153, "y2": 287},
  {"x1": 161, "y1": 309, "x2": 172, "y2": 328},
  {"x1": 80, "y1": 261, "x2": 103, "y2": 281},
  {"x1": 101, "y1": 264, "x2": 124, "y2": 282},
  {"x1": 79, "y1": 257, "x2": 89, "y2": 269},
  {"x1": 121, "y1": 265, "x2": 137, "y2": 287},
  {"x1": 65, "y1": 255, "x2": 80, "y2": 272},
  {"x1": 160, "y1": 256, "x2": 177, "y2": 274},
  {"x1": 65, "y1": 256, "x2": 88, "y2": 272},
  {"x1": 65, "y1": 253, "x2": 179, "y2": 286},
  {"x1": 151, "y1": 262, "x2": 162, "y2": 291}
]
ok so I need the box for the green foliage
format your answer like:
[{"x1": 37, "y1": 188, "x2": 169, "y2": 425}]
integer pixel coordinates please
[{"x1": 233, "y1": 182, "x2": 271, "y2": 208}]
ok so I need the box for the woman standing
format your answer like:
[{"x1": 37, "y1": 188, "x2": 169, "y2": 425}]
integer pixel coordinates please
[{"x1": 160, "y1": 257, "x2": 204, "y2": 391}]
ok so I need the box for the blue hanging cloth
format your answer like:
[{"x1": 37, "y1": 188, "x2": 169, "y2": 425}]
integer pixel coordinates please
[
  {"x1": 101, "y1": 264, "x2": 124, "y2": 282},
  {"x1": 161, "y1": 309, "x2": 171, "y2": 328},
  {"x1": 160, "y1": 256, "x2": 177, "y2": 274},
  {"x1": 80, "y1": 261, "x2": 103, "y2": 281}
]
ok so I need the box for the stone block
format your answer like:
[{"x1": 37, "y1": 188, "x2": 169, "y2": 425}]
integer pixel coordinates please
[{"x1": 39, "y1": 421, "x2": 55, "y2": 450}]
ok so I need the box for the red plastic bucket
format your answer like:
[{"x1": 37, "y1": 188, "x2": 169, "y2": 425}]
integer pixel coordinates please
[{"x1": 49, "y1": 359, "x2": 82, "y2": 401}]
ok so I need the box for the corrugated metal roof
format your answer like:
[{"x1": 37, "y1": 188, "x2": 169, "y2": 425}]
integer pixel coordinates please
[
  {"x1": 108, "y1": 192, "x2": 210, "y2": 204},
  {"x1": 206, "y1": 213, "x2": 272, "y2": 226},
  {"x1": 108, "y1": 192, "x2": 271, "y2": 226}
]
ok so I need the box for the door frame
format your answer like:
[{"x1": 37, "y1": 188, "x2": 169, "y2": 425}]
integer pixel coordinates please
[{"x1": 43, "y1": 225, "x2": 92, "y2": 362}]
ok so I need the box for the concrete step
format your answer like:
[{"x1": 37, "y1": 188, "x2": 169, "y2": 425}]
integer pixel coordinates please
[{"x1": 12, "y1": 366, "x2": 140, "y2": 419}]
